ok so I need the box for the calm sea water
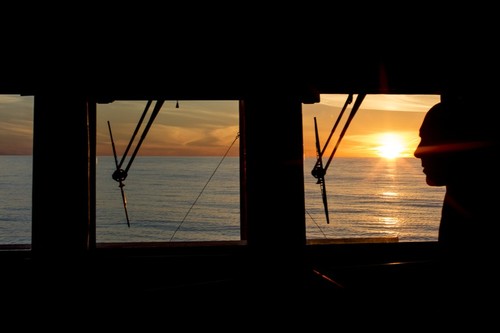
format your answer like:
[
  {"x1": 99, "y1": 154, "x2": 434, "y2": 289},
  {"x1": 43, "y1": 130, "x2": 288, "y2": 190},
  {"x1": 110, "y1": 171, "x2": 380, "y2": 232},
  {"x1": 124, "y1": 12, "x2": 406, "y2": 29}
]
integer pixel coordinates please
[{"x1": 0, "y1": 155, "x2": 445, "y2": 244}]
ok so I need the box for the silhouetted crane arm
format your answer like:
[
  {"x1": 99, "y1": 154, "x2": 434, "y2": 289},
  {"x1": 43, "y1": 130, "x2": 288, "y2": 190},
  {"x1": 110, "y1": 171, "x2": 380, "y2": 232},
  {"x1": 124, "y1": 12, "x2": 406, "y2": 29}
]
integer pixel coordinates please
[
  {"x1": 311, "y1": 93, "x2": 366, "y2": 224},
  {"x1": 107, "y1": 99, "x2": 165, "y2": 227}
]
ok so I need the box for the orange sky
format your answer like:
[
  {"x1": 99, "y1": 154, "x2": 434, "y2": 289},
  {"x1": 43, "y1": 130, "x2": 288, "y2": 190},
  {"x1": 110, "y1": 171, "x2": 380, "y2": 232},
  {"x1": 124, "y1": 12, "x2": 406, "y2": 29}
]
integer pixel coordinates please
[
  {"x1": 0, "y1": 94, "x2": 440, "y2": 157},
  {"x1": 303, "y1": 94, "x2": 440, "y2": 158}
]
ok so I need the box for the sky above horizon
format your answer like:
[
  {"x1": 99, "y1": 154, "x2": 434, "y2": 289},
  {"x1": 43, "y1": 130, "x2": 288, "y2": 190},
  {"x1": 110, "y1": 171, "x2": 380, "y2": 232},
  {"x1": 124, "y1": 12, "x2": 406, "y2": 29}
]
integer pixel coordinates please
[{"x1": 0, "y1": 94, "x2": 440, "y2": 158}]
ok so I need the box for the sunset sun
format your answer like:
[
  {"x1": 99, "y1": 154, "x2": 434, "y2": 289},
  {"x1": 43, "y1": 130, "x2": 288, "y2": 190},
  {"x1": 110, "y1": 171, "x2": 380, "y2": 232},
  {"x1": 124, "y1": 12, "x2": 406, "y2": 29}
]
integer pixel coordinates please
[{"x1": 376, "y1": 133, "x2": 406, "y2": 159}]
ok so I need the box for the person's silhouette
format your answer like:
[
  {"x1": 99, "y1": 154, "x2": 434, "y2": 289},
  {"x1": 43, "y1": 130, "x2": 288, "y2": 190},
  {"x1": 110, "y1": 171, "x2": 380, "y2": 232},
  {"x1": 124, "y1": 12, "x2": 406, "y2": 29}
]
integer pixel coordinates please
[{"x1": 414, "y1": 91, "x2": 499, "y2": 311}]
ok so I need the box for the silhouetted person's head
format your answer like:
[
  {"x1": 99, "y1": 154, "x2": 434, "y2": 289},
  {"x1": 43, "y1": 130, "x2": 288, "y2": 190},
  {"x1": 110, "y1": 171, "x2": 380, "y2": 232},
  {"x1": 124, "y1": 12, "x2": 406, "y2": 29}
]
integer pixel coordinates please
[{"x1": 414, "y1": 94, "x2": 498, "y2": 187}]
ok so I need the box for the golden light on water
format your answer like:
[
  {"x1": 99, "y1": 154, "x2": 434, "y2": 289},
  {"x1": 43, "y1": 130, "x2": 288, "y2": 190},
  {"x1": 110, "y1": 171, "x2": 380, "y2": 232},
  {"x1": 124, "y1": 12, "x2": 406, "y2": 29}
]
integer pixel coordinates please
[{"x1": 379, "y1": 216, "x2": 399, "y2": 225}]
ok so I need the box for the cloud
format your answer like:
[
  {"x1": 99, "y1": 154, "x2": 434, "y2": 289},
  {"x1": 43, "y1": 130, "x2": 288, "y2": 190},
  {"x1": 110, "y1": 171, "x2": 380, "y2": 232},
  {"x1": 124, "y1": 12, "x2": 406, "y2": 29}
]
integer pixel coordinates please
[{"x1": 319, "y1": 94, "x2": 439, "y2": 112}]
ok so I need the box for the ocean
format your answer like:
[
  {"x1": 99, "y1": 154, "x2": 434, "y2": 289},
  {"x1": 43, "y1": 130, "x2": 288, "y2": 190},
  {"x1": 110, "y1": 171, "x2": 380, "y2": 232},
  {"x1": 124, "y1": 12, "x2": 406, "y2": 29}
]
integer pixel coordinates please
[{"x1": 0, "y1": 155, "x2": 445, "y2": 244}]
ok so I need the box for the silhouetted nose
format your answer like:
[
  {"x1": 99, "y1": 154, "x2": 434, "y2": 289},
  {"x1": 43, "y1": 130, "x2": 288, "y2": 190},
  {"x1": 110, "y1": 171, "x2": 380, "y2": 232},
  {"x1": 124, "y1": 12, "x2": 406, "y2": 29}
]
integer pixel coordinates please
[{"x1": 414, "y1": 145, "x2": 423, "y2": 158}]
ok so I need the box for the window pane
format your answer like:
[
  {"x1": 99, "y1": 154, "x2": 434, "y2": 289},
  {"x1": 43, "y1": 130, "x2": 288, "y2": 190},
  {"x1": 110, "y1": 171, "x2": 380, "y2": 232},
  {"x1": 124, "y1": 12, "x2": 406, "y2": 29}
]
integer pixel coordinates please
[
  {"x1": 96, "y1": 100, "x2": 240, "y2": 243},
  {"x1": 303, "y1": 94, "x2": 445, "y2": 242},
  {"x1": 0, "y1": 95, "x2": 34, "y2": 245}
]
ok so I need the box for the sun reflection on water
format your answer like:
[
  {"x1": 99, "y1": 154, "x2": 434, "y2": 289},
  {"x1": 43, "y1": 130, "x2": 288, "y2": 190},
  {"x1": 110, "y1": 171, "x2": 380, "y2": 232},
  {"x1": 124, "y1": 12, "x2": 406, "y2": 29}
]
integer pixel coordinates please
[{"x1": 379, "y1": 216, "x2": 399, "y2": 225}]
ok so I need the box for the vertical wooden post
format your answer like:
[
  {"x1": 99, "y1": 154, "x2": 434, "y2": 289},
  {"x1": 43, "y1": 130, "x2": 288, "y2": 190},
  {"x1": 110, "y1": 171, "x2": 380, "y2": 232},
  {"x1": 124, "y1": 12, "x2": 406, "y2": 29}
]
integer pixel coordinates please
[
  {"x1": 32, "y1": 94, "x2": 93, "y2": 258},
  {"x1": 239, "y1": 92, "x2": 306, "y2": 298},
  {"x1": 241, "y1": 95, "x2": 306, "y2": 246},
  {"x1": 239, "y1": 100, "x2": 248, "y2": 241},
  {"x1": 88, "y1": 100, "x2": 97, "y2": 249}
]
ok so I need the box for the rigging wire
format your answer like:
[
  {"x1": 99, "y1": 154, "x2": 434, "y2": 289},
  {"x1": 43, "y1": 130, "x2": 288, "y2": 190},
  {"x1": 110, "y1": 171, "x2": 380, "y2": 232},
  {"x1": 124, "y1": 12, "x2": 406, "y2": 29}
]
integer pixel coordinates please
[
  {"x1": 306, "y1": 209, "x2": 328, "y2": 238},
  {"x1": 317, "y1": 93, "x2": 353, "y2": 161},
  {"x1": 169, "y1": 132, "x2": 240, "y2": 241},
  {"x1": 323, "y1": 93, "x2": 365, "y2": 171},
  {"x1": 123, "y1": 99, "x2": 164, "y2": 175},
  {"x1": 118, "y1": 100, "x2": 153, "y2": 170}
]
